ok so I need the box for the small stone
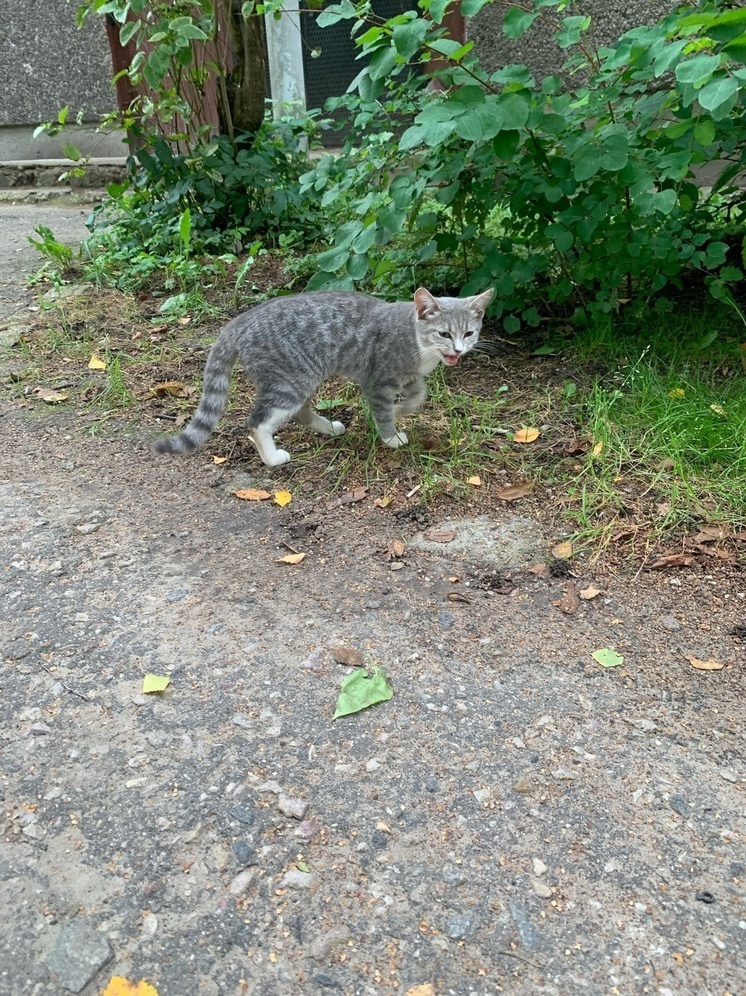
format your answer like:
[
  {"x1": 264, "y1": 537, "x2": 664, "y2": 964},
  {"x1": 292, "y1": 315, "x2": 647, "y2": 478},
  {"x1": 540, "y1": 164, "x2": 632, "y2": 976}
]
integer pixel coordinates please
[
  {"x1": 125, "y1": 777, "x2": 147, "y2": 788},
  {"x1": 44, "y1": 787, "x2": 62, "y2": 801},
  {"x1": 20, "y1": 707, "x2": 43, "y2": 722},
  {"x1": 258, "y1": 780, "x2": 283, "y2": 795},
  {"x1": 425, "y1": 776, "x2": 438, "y2": 793},
  {"x1": 711, "y1": 935, "x2": 726, "y2": 951},
  {"x1": 295, "y1": 819, "x2": 321, "y2": 841},
  {"x1": 232, "y1": 713, "x2": 251, "y2": 729},
  {"x1": 308, "y1": 925, "x2": 350, "y2": 961},
  {"x1": 438, "y1": 610, "x2": 454, "y2": 631},
  {"x1": 532, "y1": 858, "x2": 548, "y2": 877},
  {"x1": 513, "y1": 778, "x2": 532, "y2": 794},
  {"x1": 233, "y1": 841, "x2": 256, "y2": 865},
  {"x1": 279, "y1": 869, "x2": 316, "y2": 890},
  {"x1": 30, "y1": 722, "x2": 52, "y2": 735},
  {"x1": 98, "y1": 550, "x2": 115, "y2": 560},
  {"x1": 669, "y1": 793, "x2": 689, "y2": 817},
  {"x1": 50, "y1": 682, "x2": 65, "y2": 697},
  {"x1": 45, "y1": 920, "x2": 113, "y2": 993},
  {"x1": 660, "y1": 615, "x2": 681, "y2": 632},
  {"x1": 390, "y1": 562, "x2": 404, "y2": 571},
  {"x1": 141, "y1": 913, "x2": 158, "y2": 936},
  {"x1": 278, "y1": 793, "x2": 309, "y2": 820},
  {"x1": 230, "y1": 807, "x2": 255, "y2": 826},
  {"x1": 365, "y1": 758, "x2": 381, "y2": 772},
  {"x1": 532, "y1": 880, "x2": 553, "y2": 899},
  {"x1": 229, "y1": 868, "x2": 256, "y2": 896},
  {"x1": 76, "y1": 523, "x2": 100, "y2": 535},
  {"x1": 300, "y1": 648, "x2": 326, "y2": 672},
  {"x1": 552, "y1": 767, "x2": 577, "y2": 781},
  {"x1": 473, "y1": 788, "x2": 491, "y2": 804},
  {"x1": 331, "y1": 646, "x2": 364, "y2": 667},
  {"x1": 446, "y1": 913, "x2": 475, "y2": 940},
  {"x1": 720, "y1": 769, "x2": 738, "y2": 783},
  {"x1": 166, "y1": 589, "x2": 188, "y2": 602}
]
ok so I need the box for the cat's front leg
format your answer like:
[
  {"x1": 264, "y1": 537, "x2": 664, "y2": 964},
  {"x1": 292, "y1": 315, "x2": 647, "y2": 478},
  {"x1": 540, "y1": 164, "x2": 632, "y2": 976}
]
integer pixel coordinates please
[
  {"x1": 370, "y1": 383, "x2": 408, "y2": 448},
  {"x1": 395, "y1": 377, "x2": 428, "y2": 416}
]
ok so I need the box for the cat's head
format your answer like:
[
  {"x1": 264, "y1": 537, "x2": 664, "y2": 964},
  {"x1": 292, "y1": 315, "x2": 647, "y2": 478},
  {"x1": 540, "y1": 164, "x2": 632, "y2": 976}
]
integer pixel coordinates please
[{"x1": 413, "y1": 287, "x2": 494, "y2": 366}]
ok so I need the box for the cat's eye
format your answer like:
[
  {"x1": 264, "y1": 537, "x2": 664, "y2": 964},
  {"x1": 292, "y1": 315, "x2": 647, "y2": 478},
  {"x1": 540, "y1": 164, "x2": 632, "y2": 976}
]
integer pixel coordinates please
[
  {"x1": 465, "y1": 330, "x2": 475, "y2": 337},
  {"x1": 438, "y1": 331, "x2": 451, "y2": 339}
]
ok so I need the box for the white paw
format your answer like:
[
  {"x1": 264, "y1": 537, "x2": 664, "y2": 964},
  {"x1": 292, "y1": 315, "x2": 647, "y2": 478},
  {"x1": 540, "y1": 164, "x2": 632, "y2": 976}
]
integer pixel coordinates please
[
  {"x1": 330, "y1": 421, "x2": 346, "y2": 436},
  {"x1": 264, "y1": 449, "x2": 291, "y2": 466},
  {"x1": 382, "y1": 431, "x2": 408, "y2": 449}
]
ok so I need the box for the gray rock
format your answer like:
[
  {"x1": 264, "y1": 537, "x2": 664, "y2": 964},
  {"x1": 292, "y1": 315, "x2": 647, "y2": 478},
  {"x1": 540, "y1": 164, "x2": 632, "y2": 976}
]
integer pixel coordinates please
[
  {"x1": 438, "y1": 610, "x2": 454, "y2": 631},
  {"x1": 75, "y1": 522, "x2": 100, "y2": 535},
  {"x1": 447, "y1": 913, "x2": 476, "y2": 940},
  {"x1": 532, "y1": 880, "x2": 553, "y2": 899},
  {"x1": 278, "y1": 793, "x2": 309, "y2": 820},
  {"x1": 308, "y1": 925, "x2": 350, "y2": 961},
  {"x1": 228, "y1": 868, "x2": 256, "y2": 896},
  {"x1": 30, "y1": 722, "x2": 52, "y2": 735},
  {"x1": 410, "y1": 515, "x2": 543, "y2": 569},
  {"x1": 661, "y1": 615, "x2": 681, "y2": 632},
  {"x1": 532, "y1": 858, "x2": 548, "y2": 876},
  {"x1": 45, "y1": 920, "x2": 113, "y2": 993},
  {"x1": 669, "y1": 793, "x2": 689, "y2": 817},
  {"x1": 166, "y1": 589, "x2": 188, "y2": 602},
  {"x1": 279, "y1": 869, "x2": 316, "y2": 890}
]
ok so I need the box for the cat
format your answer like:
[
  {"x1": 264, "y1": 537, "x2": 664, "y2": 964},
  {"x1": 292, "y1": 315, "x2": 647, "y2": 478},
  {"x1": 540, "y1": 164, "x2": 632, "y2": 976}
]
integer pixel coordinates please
[{"x1": 152, "y1": 286, "x2": 493, "y2": 467}]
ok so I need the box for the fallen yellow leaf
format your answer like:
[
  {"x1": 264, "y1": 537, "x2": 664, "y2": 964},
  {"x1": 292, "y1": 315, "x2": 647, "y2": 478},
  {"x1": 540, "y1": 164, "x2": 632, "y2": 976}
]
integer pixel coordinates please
[
  {"x1": 88, "y1": 354, "x2": 106, "y2": 371},
  {"x1": 467, "y1": 475, "x2": 482, "y2": 487},
  {"x1": 684, "y1": 653, "x2": 724, "y2": 671},
  {"x1": 143, "y1": 674, "x2": 170, "y2": 694},
  {"x1": 150, "y1": 380, "x2": 188, "y2": 398},
  {"x1": 374, "y1": 496, "x2": 392, "y2": 508},
  {"x1": 102, "y1": 979, "x2": 159, "y2": 996},
  {"x1": 405, "y1": 986, "x2": 436, "y2": 996},
  {"x1": 668, "y1": 387, "x2": 685, "y2": 399},
  {"x1": 552, "y1": 540, "x2": 573, "y2": 560},
  {"x1": 580, "y1": 585, "x2": 603, "y2": 600},
  {"x1": 279, "y1": 552, "x2": 306, "y2": 564},
  {"x1": 592, "y1": 440, "x2": 604, "y2": 457},
  {"x1": 513, "y1": 427, "x2": 540, "y2": 444},
  {"x1": 234, "y1": 488, "x2": 271, "y2": 501},
  {"x1": 212, "y1": 455, "x2": 229, "y2": 465},
  {"x1": 274, "y1": 490, "x2": 292, "y2": 507},
  {"x1": 710, "y1": 403, "x2": 726, "y2": 417}
]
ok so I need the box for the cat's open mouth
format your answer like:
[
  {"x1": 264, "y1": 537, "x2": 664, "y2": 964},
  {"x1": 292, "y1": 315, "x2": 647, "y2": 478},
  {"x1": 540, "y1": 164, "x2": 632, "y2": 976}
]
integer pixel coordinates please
[{"x1": 442, "y1": 353, "x2": 461, "y2": 365}]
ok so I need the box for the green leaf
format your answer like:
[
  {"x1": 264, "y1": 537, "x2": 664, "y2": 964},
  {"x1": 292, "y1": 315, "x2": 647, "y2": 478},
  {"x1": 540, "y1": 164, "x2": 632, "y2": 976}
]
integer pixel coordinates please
[
  {"x1": 119, "y1": 19, "x2": 140, "y2": 45},
  {"x1": 591, "y1": 648, "x2": 623, "y2": 669},
  {"x1": 179, "y1": 207, "x2": 191, "y2": 248},
  {"x1": 573, "y1": 146, "x2": 601, "y2": 182},
  {"x1": 503, "y1": 8, "x2": 538, "y2": 39},
  {"x1": 452, "y1": 99, "x2": 504, "y2": 142},
  {"x1": 317, "y1": 245, "x2": 350, "y2": 272},
  {"x1": 492, "y1": 129, "x2": 521, "y2": 160},
  {"x1": 693, "y1": 118, "x2": 717, "y2": 146},
  {"x1": 675, "y1": 54, "x2": 721, "y2": 87},
  {"x1": 460, "y1": 0, "x2": 490, "y2": 16},
  {"x1": 498, "y1": 92, "x2": 530, "y2": 130},
  {"x1": 333, "y1": 666, "x2": 393, "y2": 719},
  {"x1": 428, "y1": 0, "x2": 449, "y2": 25},
  {"x1": 503, "y1": 314, "x2": 520, "y2": 333},
  {"x1": 143, "y1": 674, "x2": 171, "y2": 693},
  {"x1": 62, "y1": 144, "x2": 82, "y2": 162},
  {"x1": 723, "y1": 36, "x2": 746, "y2": 63},
  {"x1": 556, "y1": 15, "x2": 591, "y2": 49},
  {"x1": 697, "y1": 74, "x2": 738, "y2": 112},
  {"x1": 392, "y1": 19, "x2": 428, "y2": 60},
  {"x1": 346, "y1": 252, "x2": 369, "y2": 280}
]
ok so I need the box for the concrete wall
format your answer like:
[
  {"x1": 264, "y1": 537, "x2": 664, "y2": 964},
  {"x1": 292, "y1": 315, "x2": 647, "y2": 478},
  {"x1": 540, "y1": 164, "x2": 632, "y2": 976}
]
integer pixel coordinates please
[
  {"x1": 0, "y1": 0, "x2": 124, "y2": 159},
  {"x1": 470, "y1": 0, "x2": 674, "y2": 79}
]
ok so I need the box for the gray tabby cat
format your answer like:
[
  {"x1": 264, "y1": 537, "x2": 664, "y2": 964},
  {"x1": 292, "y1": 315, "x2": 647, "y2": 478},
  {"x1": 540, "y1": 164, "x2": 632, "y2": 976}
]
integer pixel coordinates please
[{"x1": 153, "y1": 286, "x2": 493, "y2": 467}]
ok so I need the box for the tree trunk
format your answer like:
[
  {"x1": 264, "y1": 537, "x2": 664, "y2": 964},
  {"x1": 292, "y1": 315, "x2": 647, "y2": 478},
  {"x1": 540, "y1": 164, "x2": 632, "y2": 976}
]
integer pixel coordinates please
[{"x1": 220, "y1": 0, "x2": 266, "y2": 138}]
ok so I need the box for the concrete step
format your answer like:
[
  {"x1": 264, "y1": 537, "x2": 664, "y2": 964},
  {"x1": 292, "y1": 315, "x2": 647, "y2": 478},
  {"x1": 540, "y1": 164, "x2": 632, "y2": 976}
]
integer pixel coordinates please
[{"x1": 0, "y1": 158, "x2": 128, "y2": 191}]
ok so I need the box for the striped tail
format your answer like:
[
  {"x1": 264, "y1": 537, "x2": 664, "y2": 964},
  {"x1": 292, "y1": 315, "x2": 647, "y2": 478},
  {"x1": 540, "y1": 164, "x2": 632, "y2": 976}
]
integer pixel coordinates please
[{"x1": 152, "y1": 336, "x2": 238, "y2": 455}]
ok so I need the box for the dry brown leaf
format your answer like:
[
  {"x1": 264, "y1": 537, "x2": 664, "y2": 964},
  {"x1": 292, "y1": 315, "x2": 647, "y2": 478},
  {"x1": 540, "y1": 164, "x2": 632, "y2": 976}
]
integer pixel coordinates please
[
  {"x1": 497, "y1": 482, "x2": 533, "y2": 501},
  {"x1": 34, "y1": 388, "x2": 68, "y2": 404},
  {"x1": 331, "y1": 646, "x2": 364, "y2": 667},
  {"x1": 447, "y1": 592, "x2": 471, "y2": 604},
  {"x1": 580, "y1": 585, "x2": 603, "y2": 600},
  {"x1": 150, "y1": 380, "x2": 188, "y2": 398},
  {"x1": 552, "y1": 541, "x2": 573, "y2": 560},
  {"x1": 212, "y1": 455, "x2": 229, "y2": 465},
  {"x1": 513, "y1": 427, "x2": 540, "y2": 444},
  {"x1": 527, "y1": 562, "x2": 551, "y2": 579},
  {"x1": 554, "y1": 436, "x2": 590, "y2": 456},
  {"x1": 684, "y1": 653, "x2": 724, "y2": 671},
  {"x1": 423, "y1": 528, "x2": 456, "y2": 544},
  {"x1": 692, "y1": 525, "x2": 728, "y2": 544},
  {"x1": 387, "y1": 538, "x2": 406, "y2": 559},
  {"x1": 467, "y1": 475, "x2": 482, "y2": 487},
  {"x1": 648, "y1": 553, "x2": 693, "y2": 569},
  {"x1": 553, "y1": 582, "x2": 580, "y2": 614},
  {"x1": 327, "y1": 488, "x2": 367, "y2": 510},
  {"x1": 279, "y1": 552, "x2": 306, "y2": 565},
  {"x1": 234, "y1": 488, "x2": 271, "y2": 501},
  {"x1": 374, "y1": 496, "x2": 392, "y2": 508}
]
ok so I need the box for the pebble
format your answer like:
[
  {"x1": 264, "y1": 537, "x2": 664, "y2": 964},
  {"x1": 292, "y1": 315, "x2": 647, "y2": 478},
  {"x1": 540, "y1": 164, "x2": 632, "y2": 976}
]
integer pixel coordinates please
[
  {"x1": 258, "y1": 780, "x2": 283, "y2": 794},
  {"x1": 532, "y1": 858, "x2": 548, "y2": 877},
  {"x1": 44, "y1": 921, "x2": 113, "y2": 993},
  {"x1": 98, "y1": 550, "x2": 115, "y2": 560},
  {"x1": 390, "y1": 562, "x2": 404, "y2": 571},
  {"x1": 30, "y1": 722, "x2": 52, "y2": 735},
  {"x1": 142, "y1": 913, "x2": 158, "y2": 936},
  {"x1": 425, "y1": 776, "x2": 438, "y2": 793},
  {"x1": 473, "y1": 788, "x2": 491, "y2": 804},
  {"x1": 20, "y1": 707, "x2": 43, "y2": 722},
  {"x1": 76, "y1": 522, "x2": 100, "y2": 534},
  {"x1": 279, "y1": 869, "x2": 315, "y2": 890},
  {"x1": 365, "y1": 759, "x2": 381, "y2": 772},
  {"x1": 278, "y1": 793, "x2": 309, "y2": 820},
  {"x1": 294, "y1": 819, "x2": 321, "y2": 841},
  {"x1": 438, "y1": 610, "x2": 454, "y2": 631},
  {"x1": 233, "y1": 841, "x2": 256, "y2": 865},
  {"x1": 308, "y1": 925, "x2": 350, "y2": 961},
  {"x1": 552, "y1": 767, "x2": 577, "y2": 781},
  {"x1": 447, "y1": 913, "x2": 475, "y2": 940},
  {"x1": 166, "y1": 590, "x2": 189, "y2": 602},
  {"x1": 711, "y1": 935, "x2": 726, "y2": 951},
  {"x1": 660, "y1": 615, "x2": 681, "y2": 632},
  {"x1": 229, "y1": 868, "x2": 256, "y2": 896},
  {"x1": 720, "y1": 769, "x2": 738, "y2": 783},
  {"x1": 125, "y1": 777, "x2": 147, "y2": 788},
  {"x1": 513, "y1": 778, "x2": 532, "y2": 794},
  {"x1": 669, "y1": 793, "x2": 689, "y2": 817},
  {"x1": 232, "y1": 714, "x2": 251, "y2": 729},
  {"x1": 44, "y1": 787, "x2": 62, "y2": 801},
  {"x1": 532, "y1": 880, "x2": 553, "y2": 899}
]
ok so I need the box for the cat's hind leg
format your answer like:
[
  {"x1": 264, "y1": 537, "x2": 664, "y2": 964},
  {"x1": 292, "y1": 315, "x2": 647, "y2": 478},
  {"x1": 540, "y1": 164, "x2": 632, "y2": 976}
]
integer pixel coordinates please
[
  {"x1": 292, "y1": 402, "x2": 346, "y2": 437},
  {"x1": 247, "y1": 401, "x2": 297, "y2": 466}
]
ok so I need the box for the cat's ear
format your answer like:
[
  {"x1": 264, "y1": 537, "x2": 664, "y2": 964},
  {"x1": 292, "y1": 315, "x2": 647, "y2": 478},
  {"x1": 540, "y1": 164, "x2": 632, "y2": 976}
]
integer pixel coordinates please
[
  {"x1": 468, "y1": 288, "x2": 494, "y2": 316},
  {"x1": 414, "y1": 287, "x2": 441, "y2": 320}
]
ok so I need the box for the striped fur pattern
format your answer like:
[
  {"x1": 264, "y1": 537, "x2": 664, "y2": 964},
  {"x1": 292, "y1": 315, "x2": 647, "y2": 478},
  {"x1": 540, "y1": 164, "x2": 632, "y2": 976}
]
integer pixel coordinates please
[{"x1": 152, "y1": 286, "x2": 493, "y2": 467}]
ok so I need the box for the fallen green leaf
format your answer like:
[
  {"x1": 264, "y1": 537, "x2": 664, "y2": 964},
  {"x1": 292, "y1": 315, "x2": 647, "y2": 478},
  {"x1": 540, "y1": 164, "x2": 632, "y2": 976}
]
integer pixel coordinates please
[
  {"x1": 296, "y1": 860, "x2": 310, "y2": 873},
  {"x1": 333, "y1": 666, "x2": 393, "y2": 719},
  {"x1": 591, "y1": 648, "x2": 623, "y2": 668},
  {"x1": 143, "y1": 674, "x2": 171, "y2": 693}
]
